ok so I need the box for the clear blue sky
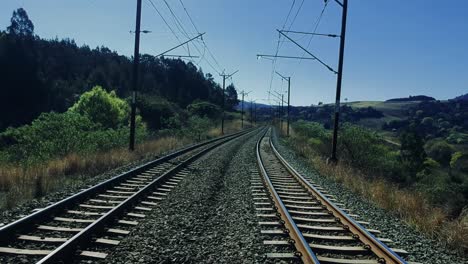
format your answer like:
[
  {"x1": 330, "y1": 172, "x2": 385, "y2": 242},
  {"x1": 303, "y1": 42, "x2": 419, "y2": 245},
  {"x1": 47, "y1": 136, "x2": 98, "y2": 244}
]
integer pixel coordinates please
[{"x1": 1, "y1": 0, "x2": 467, "y2": 106}]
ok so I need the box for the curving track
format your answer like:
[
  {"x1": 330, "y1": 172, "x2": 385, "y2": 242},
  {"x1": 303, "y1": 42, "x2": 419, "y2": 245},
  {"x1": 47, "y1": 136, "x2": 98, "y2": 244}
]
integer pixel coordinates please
[
  {"x1": 254, "y1": 129, "x2": 409, "y2": 264},
  {"x1": 0, "y1": 128, "x2": 261, "y2": 263}
]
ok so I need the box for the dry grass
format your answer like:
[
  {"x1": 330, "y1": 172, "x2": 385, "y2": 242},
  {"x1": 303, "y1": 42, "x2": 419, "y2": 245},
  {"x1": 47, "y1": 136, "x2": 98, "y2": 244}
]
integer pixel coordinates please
[
  {"x1": 208, "y1": 119, "x2": 251, "y2": 137},
  {"x1": 0, "y1": 136, "x2": 191, "y2": 209},
  {"x1": 288, "y1": 134, "x2": 468, "y2": 254}
]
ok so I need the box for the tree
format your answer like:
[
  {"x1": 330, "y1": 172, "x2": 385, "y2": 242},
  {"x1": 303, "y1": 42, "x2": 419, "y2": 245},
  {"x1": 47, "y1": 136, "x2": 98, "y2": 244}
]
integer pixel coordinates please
[
  {"x1": 225, "y1": 84, "x2": 239, "y2": 111},
  {"x1": 426, "y1": 140, "x2": 454, "y2": 166},
  {"x1": 69, "y1": 86, "x2": 130, "y2": 129},
  {"x1": 187, "y1": 101, "x2": 221, "y2": 119},
  {"x1": 7, "y1": 8, "x2": 34, "y2": 36},
  {"x1": 187, "y1": 116, "x2": 211, "y2": 141},
  {"x1": 399, "y1": 129, "x2": 427, "y2": 184}
]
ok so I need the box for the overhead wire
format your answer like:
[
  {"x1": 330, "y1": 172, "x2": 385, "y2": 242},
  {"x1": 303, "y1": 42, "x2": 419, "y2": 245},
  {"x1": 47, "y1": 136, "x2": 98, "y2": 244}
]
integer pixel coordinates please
[
  {"x1": 176, "y1": 0, "x2": 223, "y2": 74},
  {"x1": 147, "y1": 0, "x2": 222, "y2": 74},
  {"x1": 292, "y1": 1, "x2": 329, "y2": 77},
  {"x1": 269, "y1": 0, "x2": 305, "y2": 95}
]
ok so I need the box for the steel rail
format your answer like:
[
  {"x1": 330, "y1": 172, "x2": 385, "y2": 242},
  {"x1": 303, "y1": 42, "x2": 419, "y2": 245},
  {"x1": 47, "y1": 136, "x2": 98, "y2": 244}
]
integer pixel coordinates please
[
  {"x1": 269, "y1": 136, "x2": 407, "y2": 264},
  {"x1": 256, "y1": 129, "x2": 320, "y2": 264},
  {"x1": 0, "y1": 128, "x2": 258, "y2": 260},
  {"x1": 36, "y1": 127, "x2": 263, "y2": 263}
]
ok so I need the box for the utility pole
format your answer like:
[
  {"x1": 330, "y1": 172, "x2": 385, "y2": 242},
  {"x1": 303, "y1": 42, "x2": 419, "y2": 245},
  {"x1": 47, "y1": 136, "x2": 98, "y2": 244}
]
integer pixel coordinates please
[
  {"x1": 239, "y1": 90, "x2": 251, "y2": 129},
  {"x1": 241, "y1": 92, "x2": 244, "y2": 128},
  {"x1": 129, "y1": 0, "x2": 142, "y2": 151},
  {"x1": 281, "y1": 94, "x2": 284, "y2": 132},
  {"x1": 220, "y1": 70, "x2": 238, "y2": 135},
  {"x1": 330, "y1": 0, "x2": 348, "y2": 163},
  {"x1": 275, "y1": 71, "x2": 291, "y2": 136},
  {"x1": 250, "y1": 100, "x2": 254, "y2": 125}
]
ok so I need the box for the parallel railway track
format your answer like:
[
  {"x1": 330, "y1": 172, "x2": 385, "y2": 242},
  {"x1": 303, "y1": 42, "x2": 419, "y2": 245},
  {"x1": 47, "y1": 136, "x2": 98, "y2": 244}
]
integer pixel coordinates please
[
  {"x1": 0, "y1": 127, "x2": 261, "y2": 263},
  {"x1": 254, "y1": 129, "x2": 409, "y2": 264}
]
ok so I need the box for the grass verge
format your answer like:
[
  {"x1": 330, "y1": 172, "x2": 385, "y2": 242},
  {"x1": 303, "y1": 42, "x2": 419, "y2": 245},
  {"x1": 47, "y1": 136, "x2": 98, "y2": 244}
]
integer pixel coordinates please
[
  {"x1": 283, "y1": 128, "x2": 468, "y2": 254},
  {"x1": 0, "y1": 136, "x2": 191, "y2": 209}
]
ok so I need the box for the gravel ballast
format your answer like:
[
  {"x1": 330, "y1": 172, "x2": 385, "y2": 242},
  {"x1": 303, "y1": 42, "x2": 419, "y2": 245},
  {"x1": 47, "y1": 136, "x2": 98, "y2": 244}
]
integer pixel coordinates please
[
  {"x1": 104, "y1": 130, "x2": 267, "y2": 263},
  {"x1": 0, "y1": 139, "x2": 216, "y2": 227},
  {"x1": 272, "y1": 132, "x2": 468, "y2": 264}
]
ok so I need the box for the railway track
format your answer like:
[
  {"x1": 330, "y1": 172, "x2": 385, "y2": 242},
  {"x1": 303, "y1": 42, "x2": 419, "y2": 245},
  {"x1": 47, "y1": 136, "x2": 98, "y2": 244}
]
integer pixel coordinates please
[
  {"x1": 0, "y1": 127, "x2": 260, "y2": 263},
  {"x1": 254, "y1": 129, "x2": 410, "y2": 264}
]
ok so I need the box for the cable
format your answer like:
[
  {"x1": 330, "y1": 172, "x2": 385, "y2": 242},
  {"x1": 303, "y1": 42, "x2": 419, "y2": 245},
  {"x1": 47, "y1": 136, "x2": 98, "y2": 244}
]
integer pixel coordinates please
[
  {"x1": 147, "y1": 0, "x2": 222, "y2": 74},
  {"x1": 269, "y1": 0, "x2": 305, "y2": 94},
  {"x1": 175, "y1": 0, "x2": 223, "y2": 73},
  {"x1": 292, "y1": 1, "x2": 329, "y2": 76},
  {"x1": 179, "y1": 0, "x2": 200, "y2": 34}
]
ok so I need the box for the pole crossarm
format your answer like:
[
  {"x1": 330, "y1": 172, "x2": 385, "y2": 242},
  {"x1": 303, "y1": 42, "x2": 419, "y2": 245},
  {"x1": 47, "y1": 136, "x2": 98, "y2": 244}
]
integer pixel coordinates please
[
  {"x1": 277, "y1": 29, "x2": 338, "y2": 74},
  {"x1": 332, "y1": 0, "x2": 344, "y2": 7},
  {"x1": 268, "y1": 91, "x2": 287, "y2": 104},
  {"x1": 221, "y1": 70, "x2": 239, "y2": 79},
  {"x1": 155, "y1": 32, "x2": 205, "y2": 57},
  {"x1": 275, "y1": 71, "x2": 290, "y2": 82},
  {"x1": 257, "y1": 54, "x2": 316, "y2": 60},
  {"x1": 279, "y1": 30, "x2": 339, "y2": 38},
  {"x1": 163, "y1": 55, "x2": 200, "y2": 58}
]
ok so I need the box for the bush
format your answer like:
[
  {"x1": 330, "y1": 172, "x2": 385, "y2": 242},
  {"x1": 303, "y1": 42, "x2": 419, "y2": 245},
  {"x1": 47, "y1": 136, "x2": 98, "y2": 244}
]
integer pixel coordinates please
[
  {"x1": 338, "y1": 124, "x2": 401, "y2": 178},
  {"x1": 0, "y1": 109, "x2": 147, "y2": 164},
  {"x1": 0, "y1": 112, "x2": 97, "y2": 162},
  {"x1": 425, "y1": 140, "x2": 454, "y2": 166},
  {"x1": 186, "y1": 116, "x2": 212, "y2": 141},
  {"x1": 69, "y1": 86, "x2": 129, "y2": 129},
  {"x1": 137, "y1": 95, "x2": 183, "y2": 130},
  {"x1": 187, "y1": 101, "x2": 221, "y2": 119}
]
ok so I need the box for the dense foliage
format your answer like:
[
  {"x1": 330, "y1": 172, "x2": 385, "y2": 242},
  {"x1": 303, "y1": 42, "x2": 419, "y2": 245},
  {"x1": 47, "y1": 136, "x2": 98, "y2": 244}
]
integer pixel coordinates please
[
  {"x1": 386, "y1": 95, "x2": 435, "y2": 102},
  {"x1": 383, "y1": 100, "x2": 468, "y2": 143},
  {"x1": 255, "y1": 104, "x2": 383, "y2": 127},
  {"x1": 0, "y1": 88, "x2": 147, "y2": 164},
  {"x1": 291, "y1": 121, "x2": 468, "y2": 216},
  {"x1": 0, "y1": 8, "x2": 238, "y2": 131}
]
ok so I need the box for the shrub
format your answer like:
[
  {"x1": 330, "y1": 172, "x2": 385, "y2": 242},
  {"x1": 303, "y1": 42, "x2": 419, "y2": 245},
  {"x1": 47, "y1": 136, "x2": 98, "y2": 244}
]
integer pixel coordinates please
[
  {"x1": 187, "y1": 101, "x2": 221, "y2": 119},
  {"x1": 69, "y1": 85, "x2": 129, "y2": 129},
  {"x1": 137, "y1": 95, "x2": 183, "y2": 130},
  {"x1": 425, "y1": 140, "x2": 454, "y2": 166},
  {"x1": 0, "y1": 111, "x2": 147, "y2": 164},
  {"x1": 338, "y1": 124, "x2": 401, "y2": 178},
  {"x1": 186, "y1": 116, "x2": 212, "y2": 141}
]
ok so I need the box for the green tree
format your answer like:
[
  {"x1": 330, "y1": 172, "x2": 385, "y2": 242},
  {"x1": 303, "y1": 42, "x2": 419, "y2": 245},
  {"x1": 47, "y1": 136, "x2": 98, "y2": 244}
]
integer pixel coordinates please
[
  {"x1": 187, "y1": 101, "x2": 221, "y2": 119},
  {"x1": 187, "y1": 116, "x2": 211, "y2": 141},
  {"x1": 425, "y1": 140, "x2": 454, "y2": 166},
  {"x1": 399, "y1": 129, "x2": 427, "y2": 184},
  {"x1": 7, "y1": 8, "x2": 34, "y2": 36},
  {"x1": 69, "y1": 86, "x2": 129, "y2": 129},
  {"x1": 225, "y1": 84, "x2": 239, "y2": 111}
]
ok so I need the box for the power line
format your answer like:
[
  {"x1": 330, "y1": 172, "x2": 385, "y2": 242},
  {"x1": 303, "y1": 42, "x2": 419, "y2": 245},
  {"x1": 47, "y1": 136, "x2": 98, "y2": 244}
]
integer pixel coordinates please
[
  {"x1": 293, "y1": 1, "x2": 329, "y2": 75},
  {"x1": 148, "y1": 0, "x2": 221, "y2": 75},
  {"x1": 179, "y1": 0, "x2": 200, "y2": 34},
  {"x1": 175, "y1": 0, "x2": 223, "y2": 73},
  {"x1": 162, "y1": 0, "x2": 191, "y2": 38},
  {"x1": 269, "y1": 0, "x2": 305, "y2": 95}
]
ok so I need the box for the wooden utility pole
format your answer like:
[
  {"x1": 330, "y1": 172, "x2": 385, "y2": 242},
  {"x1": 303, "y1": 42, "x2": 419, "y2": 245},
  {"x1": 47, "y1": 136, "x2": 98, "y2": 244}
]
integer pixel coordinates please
[
  {"x1": 275, "y1": 71, "x2": 291, "y2": 136},
  {"x1": 129, "y1": 0, "x2": 142, "y2": 151},
  {"x1": 220, "y1": 70, "x2": 238, "y2": 134},
  {"x1": 239, "y1": 90, "x2": 251, "y2": 129},
  {"x1": 330, "y1": 0, "x2": 348, "y2": 163}
]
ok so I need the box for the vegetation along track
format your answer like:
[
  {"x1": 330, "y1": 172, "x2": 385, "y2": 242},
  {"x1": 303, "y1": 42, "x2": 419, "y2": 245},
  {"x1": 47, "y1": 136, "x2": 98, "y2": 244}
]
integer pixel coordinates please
[
  {"x1": 0, "y1": 127, "x2": 261, "y2": 264},
  {"x1": 255, "y1": 129, "x2": 412, "y2": 264}
]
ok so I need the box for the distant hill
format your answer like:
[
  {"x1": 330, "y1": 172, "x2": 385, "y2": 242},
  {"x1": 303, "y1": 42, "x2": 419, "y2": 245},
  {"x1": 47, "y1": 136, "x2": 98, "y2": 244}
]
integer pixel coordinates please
[
  {"x1": 386, "y1": 95, "x2": 435, "y2": 102},
  {"x1": 453, "y1": 93, "x2": 468, "y2": 101},
  {"x1": 235, "y1": 101, "x2": 272, "y2": 110}
]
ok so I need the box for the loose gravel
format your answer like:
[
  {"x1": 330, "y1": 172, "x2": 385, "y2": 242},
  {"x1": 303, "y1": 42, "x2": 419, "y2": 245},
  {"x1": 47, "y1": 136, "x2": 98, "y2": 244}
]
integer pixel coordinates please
[
  {"x1": 271, "y1": 132, "x2": 468, "y2": 264},
  {"x1": 103, "y1": 130, "x2": 268, "y2": 263}
]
